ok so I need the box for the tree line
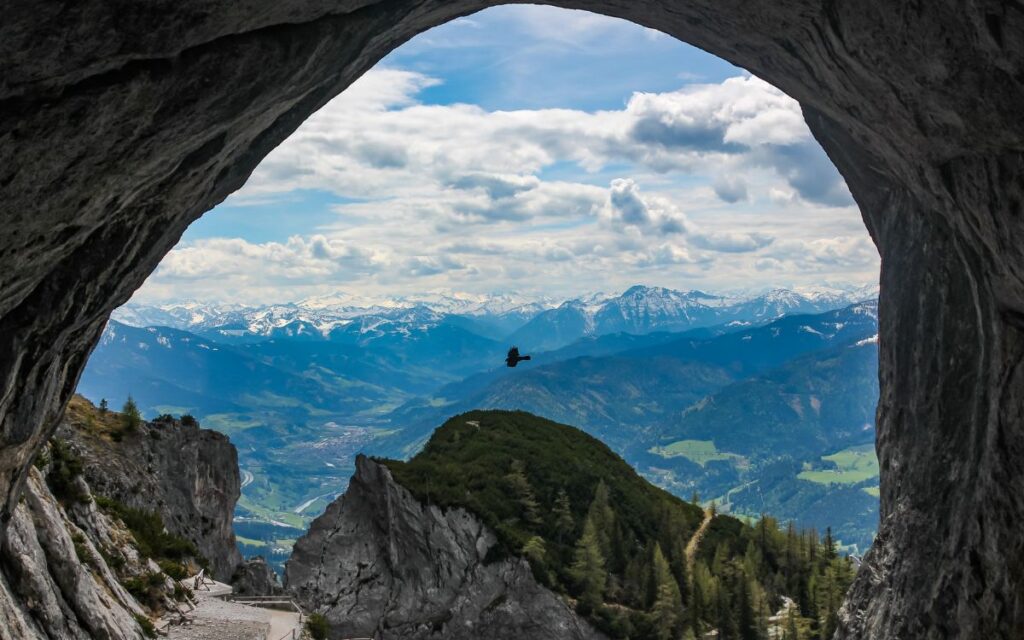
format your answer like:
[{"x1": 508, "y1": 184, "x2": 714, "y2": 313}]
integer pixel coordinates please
[{"x1": 510, "y1": 464, "x2": 856, "y2": 640}]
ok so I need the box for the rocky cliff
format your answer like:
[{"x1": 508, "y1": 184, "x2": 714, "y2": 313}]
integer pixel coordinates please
[
  {"x1": 286, "y1": 454, "x2": 604, "y2": 640},
  {"x1": 1, "y1": 465, "x2": 178, "y2": 639},
  {"x1": 56, "y1": 396, "x2": 243, "y2": 580},
  {"x1": 0, "y1": 397, "x2": 248, "y2": 638}
]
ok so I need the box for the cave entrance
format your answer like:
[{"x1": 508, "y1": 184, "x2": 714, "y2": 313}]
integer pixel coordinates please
[
  {"x1": 2, "y1": 2, "x2": 1021, "y2": 639},
  {"x1": 100, "y1": 0, "x2": 880, "y2": 603}
]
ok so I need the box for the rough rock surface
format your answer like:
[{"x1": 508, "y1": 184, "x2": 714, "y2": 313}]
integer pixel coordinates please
[
  {"x1": 0, "y1": 468, "x2": 152, "y2": 640},
  {"x1": 1, "y1": 1, "x2": 1023, "y2": 638},
  {"x1": 231, "y1": 556, "x2": 283, "y2": 596},
  {"x1": 56, "y1": 412, "x2": 243, "y2": 580},
  {"x1": 286, "y1": 455, "x2": 604, "y2": 640}
]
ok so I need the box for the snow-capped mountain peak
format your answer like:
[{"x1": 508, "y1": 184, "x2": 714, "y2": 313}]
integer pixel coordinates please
[{"x1": 112, "y1": 284, "x2": 877, "y2": 349}]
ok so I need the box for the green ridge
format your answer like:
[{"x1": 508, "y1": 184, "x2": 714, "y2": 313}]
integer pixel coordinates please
[{"x1": 381, "y1": 410, "x2": 856, "y2": 639}]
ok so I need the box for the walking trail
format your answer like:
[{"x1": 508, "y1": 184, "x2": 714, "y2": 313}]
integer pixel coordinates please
[
  {"x1": 163, "y1": 575, "x2": 303, "y2": 640},
  {"x1": 685, "y1": 507, "x2": 715, "y2": 569}
]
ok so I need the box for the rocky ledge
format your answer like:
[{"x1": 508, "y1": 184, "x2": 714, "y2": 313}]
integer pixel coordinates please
[
  {"x1": 0, "y1": 397, "x2": 249, "y2": 639},
  {"x1": 286, "y1": 454, "x2": 604, "y2": 640},
  {"x1": 56, "y1": 397, "x2": 243, "y2": 580}
]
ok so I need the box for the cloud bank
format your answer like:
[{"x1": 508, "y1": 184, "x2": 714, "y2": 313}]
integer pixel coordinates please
[{"x1": 138, "y1": 67, "x2": 874, "y2": 303}]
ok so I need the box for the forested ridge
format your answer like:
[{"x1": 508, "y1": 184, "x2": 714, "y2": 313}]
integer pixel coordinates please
[{"x1": 381, "y1": 410, "x2": 856, "y2": 639}]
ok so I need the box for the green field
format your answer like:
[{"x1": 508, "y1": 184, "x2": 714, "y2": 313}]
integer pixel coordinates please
[
  {"x1": 798, "y1": 444, "x2": 879, "y2": 485},
  {"x1": 649, "y1": 439, "x2": 742, "y2": 467},
  {"x1": 235, "y1": 535, "x2": 267, "y2": 547},
  {"x1": 862, "y1": 486, "x2": 880, "y2": 497}
]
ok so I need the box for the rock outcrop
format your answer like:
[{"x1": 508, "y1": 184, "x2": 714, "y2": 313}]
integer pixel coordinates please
[
  {"x1": 286, "y1": 455, "x2": 604, "y2": 640},
  {"x1": 231, "y1": 556, "x2": 282, "y2": 597},
  {"x1": 56, "y1": 400, "x2": 243, "y2": 580},
  {"x1": 2, "y1": 2, "x2": 1023, "y2": 638},
  {"x1": 0, "y1": 399, "x2": 250, "y2": 639},
  {"x1": 1, "y1": 467, "x2": 164, "y2": 640}
]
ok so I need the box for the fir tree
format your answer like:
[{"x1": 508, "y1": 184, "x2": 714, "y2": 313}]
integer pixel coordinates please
[
  {"x1": 522, "y1": 535, "x2": 547, "y2": 567},
  {"x1": 650, "y1": 543, "x2": 682, "y2": 640},
  {"x1": 823, "y1": 527, "x2": 837, "y2": 560},
  {"x1": 586, "y1": 480, "x2": 615, "y2": 558},
  {"x1": 505, "y1": 460, "x2": 541, "y2": 527},
  {"x1": 553, "y1": 488, "x2": 575, "y2": 545},
  {"x1": 785, "y1": 607, "x2": 800, "y2": 640},
  {"x1": 570, "y1": 514, "x2": 607, "y2": 613},
  {"x1": 121, "y1": 395, "x2": 142, "y2": 433},
  {"x1": 736, "y1": 574, "x2": 758, "y2": 640},
  {"x1": 672, "y1": 540, "x2": 690, "y2": 606},
  {"x1": 690, "y1": 562, "x2": 714, "y2": 637},
  {"x1": 715, "y1": 580, "x2": 738, "y2": 640}
]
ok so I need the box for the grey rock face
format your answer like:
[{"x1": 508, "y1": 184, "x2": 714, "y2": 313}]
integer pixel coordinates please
[
  {"x1": 0, "y1": 469, "x2": 149, "y2": 640},
  {"x1": 1, "y1": 1, "x2": 1023, "y2": 638},
  {"x1": 231, "y1": 556, "x2": 283, "y2": 596},
  {"x1": 286, "y1": 455, "x2": 604, "y2": 640},
  {"x1": 57, "y1": 415, "x2": 243, "y2": 580}
]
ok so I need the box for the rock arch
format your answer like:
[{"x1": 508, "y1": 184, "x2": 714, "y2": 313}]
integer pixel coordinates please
[{"x1": 1, "y1": 1, "x2": 1022, "y2": 637}]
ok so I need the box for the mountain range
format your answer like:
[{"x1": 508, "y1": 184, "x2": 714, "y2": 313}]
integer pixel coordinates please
[
  {"x1": 82, "y1": 284, "x2": 881, "y2": 555},
  {"x1": 112, "y1": 284, "x2": 877, "y2": 350}
]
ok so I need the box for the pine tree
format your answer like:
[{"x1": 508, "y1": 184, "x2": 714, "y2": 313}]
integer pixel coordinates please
[
  {"x1": 522, "y1": 535, "x2": 547, "y2": 567},
  {"x1": 736, "y1": 574, "x2": 758, "y2": 640},
  {"x1": 672, "y1": 540, "x2": 690, "y2": 606},
  {"x1": 570, "y1": 514, "x2": 607, "y2": 613},
  {"x1": 98, "y1": 398, "x2": 108, "y2": 415},
  {"x1": 650, "y1": 543, "x2": 682, "y2": 640},
  {"x1": 823, "y1": 527, "x2": 837, "y2": 561},
  {"x1": 552, "y1": 488, "x2": 575, "y2": 545},
  {"x1": 505, "y1": 460, "x2": 541, "y2": 527},
  {"x1": 785, "y1": 607, "x2": 800, "y2": 640},
  {"x1": 715, "y1": 580, "x2": 738, "y2": 640},
  {"x1": 121, "y1": 395, "x2": 141, "y2": 432},
  {"x1": 784, "y1": 522, "x2": 798, "y2": 592},
  {"x1": 586, "y1": 480, "x2": 615, "y2": 558},
  {"x1": 691, "y1": 561, "x2": 716, "y2": 637}
]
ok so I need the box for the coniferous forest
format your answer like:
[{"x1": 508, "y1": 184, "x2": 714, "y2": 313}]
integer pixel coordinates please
[{"x1": 382, "y1": 410, "x2": 856, "y2": 639}]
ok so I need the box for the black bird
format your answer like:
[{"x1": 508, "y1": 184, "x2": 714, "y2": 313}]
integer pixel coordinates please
[{"x1": 505, "y1": 346, "x2": 532, "y2": 368}]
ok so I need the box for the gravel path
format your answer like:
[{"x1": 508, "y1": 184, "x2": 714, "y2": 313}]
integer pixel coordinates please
[
  {"x1": 267, "y1": 608, "x2": 303, "y2": 640},
  {"x1": 685, "y1": 508, "x2": 715, "y2": 569},
  {"x1": 163, "y1": 575, "x2": 304, "y2": 640},
  {"x1": 166, "y1": 597, "x2": 271, "y2": 640}
]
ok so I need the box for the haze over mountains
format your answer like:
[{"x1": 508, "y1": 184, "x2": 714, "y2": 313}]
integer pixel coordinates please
[{"x1": 81, "y1": 283, "x2": 881, "y2": 565}]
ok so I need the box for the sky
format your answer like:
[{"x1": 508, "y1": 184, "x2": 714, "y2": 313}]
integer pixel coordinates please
[{"x1": 133, "y1": 6, "x2": 879, "y2": 305}]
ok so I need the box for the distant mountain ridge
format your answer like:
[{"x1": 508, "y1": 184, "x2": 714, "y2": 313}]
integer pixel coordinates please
[
  {"x1": 510, "y1": 285, "x2": 878, "y2": 351},
  {"x1": 383, "y1": 301, "x2": 878, "y2": 453},
  {"x1": 113, "y1": 284, "x2": 878, "y2": 350}
]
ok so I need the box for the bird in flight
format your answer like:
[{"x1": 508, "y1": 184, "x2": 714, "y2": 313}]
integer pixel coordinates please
[{"x1": 505, "y1": 346, "x2": 532, "y2": 368}]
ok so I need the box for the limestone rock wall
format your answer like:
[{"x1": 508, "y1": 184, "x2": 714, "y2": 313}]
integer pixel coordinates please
[
  {"x1": 0, "y1": 469, "x2": 151, "y2": 640},
  {"x1": 286, "y1": 455, "x2": 604, "y2": 640},
  {"x1": 56, "y1": 413, "x2": 243, "y2": 580},
  {"x1": 231, "y1": 556, "x2": 283, "y2": 596}
]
